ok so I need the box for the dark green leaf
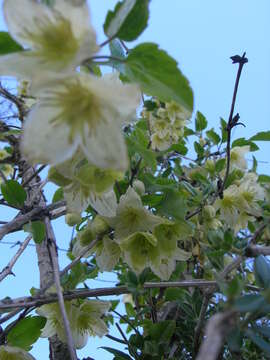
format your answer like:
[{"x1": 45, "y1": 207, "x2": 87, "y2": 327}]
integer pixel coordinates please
[
  {"x1": 104, "y1": 0, "x2": 150, "y2": 41},
  {"x1": 195, "y1": 111, "x2": 207, "y2": 131},
  {"x1": 100, "y1": 347, "x2": 132, "y2": 360},
  {"x1": 144, "y1": 320, "x2": 176, "y2": 343},
  {"x1": 253, "y1": 325, "x2": 270, "y2": 339},
  {"x1": 0, "y1": 32, "x2": 23, "y2": 55},
  {"x1": 220, "y1": 118, "x2": 228, "y2": 143},
  {"x1": 254, "y1": 255, "x2": 270, "y2": 288},
  {"x1": 24, "y1": 221, "x2": 46, "y2": 244},
  {"x1": 1, "y1": 180, "x2": 26, "y2": 207},
  {"x1": 194, "y1": 141, "x2": 204, "y2": 157},
  {"x1": 232, "y1": 137, "x2": 259, "y2": 152},
  {"x1": 7, "y1": 316, "x2": 46, "y2": 351},
  {"x1": 250, "y1": 131, "x2": 270, "y2": 142},
  {"x1": 246, "y1": 329, "x2": 270, "y2": 354},
  {"x1": 125, "y1": 43, "x2": 193, "y2": 112},
  {"x1": 234, "y1": 294, "x2": 265, "y2": 312}
]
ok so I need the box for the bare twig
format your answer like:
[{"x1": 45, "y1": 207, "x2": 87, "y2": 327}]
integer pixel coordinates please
[
  {"x1": 22, "y1": 164, "x2": 46, "y2": 187},
  {"x1": 0, "y1": 235, "x2": 32, "y2": 282},
  {"x1": 45, "y1": 218, "x2": 77, "y2": 360}
]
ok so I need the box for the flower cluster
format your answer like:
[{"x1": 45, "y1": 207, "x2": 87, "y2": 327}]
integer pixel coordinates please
[{"x1": 142, "y1": 100, "x2": 191, "y2": 151}]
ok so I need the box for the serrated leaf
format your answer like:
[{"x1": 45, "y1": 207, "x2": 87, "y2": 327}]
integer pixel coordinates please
[
  {"x1": 254, "y1": 255, "x2": 270, "y2": 288},
  {"x1": 250, "y1": 131, "x2": 270, "y2": 142},
  {"x1": 0, "y1": 32, "x2": 23, "y2": 55},
  {"x1": 195, "y1": 111, "x2": 207, "y2": 131},
  {"x1": 1, "y1": 180, "x2": 26, "y2": 207},
  {"x1": 104, "y1": 0, "x2": 150, "y2": 41},
  {"x1": 7, "y1": 316, "x2": 46, "y2": 351},
  {"x1": 125, "y1": 43, "x2": 193, "y2": 112},
  {"x1": 24, "y1": 221, "x2": 46, "y2": 244}
]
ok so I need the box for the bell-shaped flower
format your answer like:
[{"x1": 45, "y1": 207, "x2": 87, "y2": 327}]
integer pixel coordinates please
[
  {"x1": 0, "y1": 0, "x2": 98, "y2": 79},
  {"x1": 107, "y1": 187, "x2": 164, "y2": 241},
  {"x1": 49, "y1": 151, "x2": 122, "y2": 214},
  {"x1": 0, "y1": 346, "x2": 35, "y2": 360},
  {"x1": 120, "y1": 231, "x2": 160, "y2": 275},
  {"x1": 214, "y1": 185, "x2": 240, "y2": 228},
  {"x1": 93, "y1": 235, "x2": 121, "y2": 272},
  {"x1": 21, "y1": 72, "x2": 140, "y2": 171},
  {"x1": 237, "y1": 172, "x2": 265, "y2": 214},
  {"x1": 37, "y1": 299, "x2": 110, "y2": 349}
]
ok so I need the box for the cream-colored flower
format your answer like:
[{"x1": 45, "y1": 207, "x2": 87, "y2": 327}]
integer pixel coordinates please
[
  {"x1": 0, "y1": 149, "x2": 9, "y2": 160},
  {"x1": 230, "y1": 146, "x2": 250, "y2": 171},
  {"x1": 21, "y1": 72, "x2": 140, "y2": 171},
  {"x1": 214, "y1": 185, "x2": 239, "y2": 228},
  {"x1": 151, "y1": 132, "x2": 172, "y2": 151},
  {"x1": 165, "y1": 101, "x2": 192, "y2": 123},
  {"x1": 108, "y1": 187, "x2": 164, "y2": 241},
  {"x1": 37, "y1": 299, "x2": 110, "y2": 349},
  {"x1": 0, "y1": 164, "x2": 13, "y2": 183},
  {"x1": 0, "y1": 345, "x2": 35, "y2": 360},
  {"x1": 0, "y1": 0, "x2": 98, "y2": 79},
  {"x1": 237, "y1": 173, "x2": 265, "y2": 214}
]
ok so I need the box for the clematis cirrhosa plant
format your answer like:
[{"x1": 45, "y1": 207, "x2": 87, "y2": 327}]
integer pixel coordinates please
[
  {"x1": 0, "y1": 0, "x2": 98, "y2": 79},
  {"x1": 37, "y1": 299, "x2": 110, "y2": 349},
  {"x1": 21, "y1": 72, "x2": 140, "y2": 171}
]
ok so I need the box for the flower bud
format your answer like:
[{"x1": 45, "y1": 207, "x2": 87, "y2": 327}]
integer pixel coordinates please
[
  {"x1": 79, "y1": 227, "x2": 96, "y2": 247},
  {"x1": 133, "y1": 180, "x2": 145, "y2": 196},
  {"x1": 91, "y1": 215, "x2": 109, "y2": 235},
  {"x1": 202, "y1": 205, "x2": 216, "y2": 220},
  {"x1": 65, "y1": 213, "x2": 81, "y2": 226}
]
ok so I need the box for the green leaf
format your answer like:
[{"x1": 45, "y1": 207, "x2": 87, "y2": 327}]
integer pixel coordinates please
[
  {"x1": 220, "y1": 118, "x2": 228, "y2": 143},
  {"x1": 195, "y1": 111, "x2": 207, "y2": 132},
  {"x1": 100, "y1": 347, "x2": 132, "y2": 360},
  {"x1": 0, "y1": 32, "x2": 23, "y2": 55},
  {"x1": 52, "y1": 187, "x2": 64, "y2": 203},
  {"x1": 24, "y1": 221, "x2": 46, "y2": 244},
  {"x1": 250, "y1": 131, "x2": 270, "y2": 142},
  {"x1": 7, "y1": 316, "x2": 46, "y2": 351},
  {"x1": 253, "y1": 325, "x2": 270, "y2": 339},
  {"x1": 1, "y1": 180, "x2": 26, "y2": 207},
  {"x1": 126, "y1": 136, "x2": 156, "y2": 171},
  {"x1": 254, "y1": 255, "x2": 270, "y2": 288},
  {"x1": 155, "y1": 189, "x2": 187, "y2": 220},
  {"x1": 232, "y1": 137, "x2": 259, "y2": 152},
  {"x1": 125, "y1": 43, "x2": 193, "y2": 112},
  {"x1": 109, "y1": 39, "x2": 126, "y2": 72},
  {"x1": 258, "y1": 175, "x2": 270, "y2": 183},
  {"x1": 104, "y1": 0, "x2": 150, "y2": 41},
  {"x1": 194, "y1": 141, "x2": 204, "y2": 158},
  {"x1": 144, "y1": 320, "x2": 176, "y2": 343},
  {"x1": 206, "y1": 128, "x2": 221, "y2": 144},
  {"x1": 234, "y1": 294, "x2": 265, "y2": 312},
  {"x1": 246, "y1": 329, "x2": 270, "y2": 354},
  {"x1": 215, "y1": 158, "x2": 226, "y2": 173}
]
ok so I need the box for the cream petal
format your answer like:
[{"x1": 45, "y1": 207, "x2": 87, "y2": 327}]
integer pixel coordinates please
[
  {"x1": 3, "y1": 0, "x2": 52, "y2": 48},
  {"x1": 21, "y1": 104, "x2": 80, "y2": 165},
  {"x1": 0, "y1": 52, "x2": 42, "y2": 80},
  {"x1": 40, "y1": 319, "x2": 56, "y2": 338},
  {"x1": 72, "y1": 329, "x2": 88, "y2": 349},
  {"x1": 81, "y1": 119, "x2": 128, "y2": 171},
  {"x1": 89, "y1": 190, "x2": 117, "y2": 217}
]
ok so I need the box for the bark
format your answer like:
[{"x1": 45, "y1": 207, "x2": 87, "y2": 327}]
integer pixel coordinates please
[{"x1": 21, "y1": 160, "x2": 71, "y2": 360}]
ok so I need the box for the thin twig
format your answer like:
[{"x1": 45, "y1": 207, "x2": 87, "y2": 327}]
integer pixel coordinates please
[
  {"x1": 0, "y1": 235, "x2": 32, "y2": 282},
  {"x1": 22, "y1": 164, "x2": 46, "y2": 187}
]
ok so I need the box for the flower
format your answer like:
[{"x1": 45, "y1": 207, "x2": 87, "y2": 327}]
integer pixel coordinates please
[
  {"x1": 0, "y1": 0, "x2": 98, "y2": 79},
  {"x1": 0, "y1": 164, "x2": 13, "y2": 183},
  {"x1": 230, "y1": 146, "x2": 250, "y2": 171},
  {"x1": 0, "y1": 149, "x2": 9, "y2": 160},
  {"x1": 214, "y1": 185, "x2": 240, "y2": 228},
  {"x1": 107, "y1": 187, "x2": 164, "y2": 241},
  {"x1": 37, "y1": 299, "x2": 110, "y2": 349},
  {"x1": 0, "y1": 345, "x2": 35, "y2": 360},
  {"x1": 21, "y1": 72, "x2": 140, "y2": 171}
]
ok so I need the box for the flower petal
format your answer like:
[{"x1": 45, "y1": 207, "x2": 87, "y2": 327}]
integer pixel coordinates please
[
  {"x1": 21, "y1": 104, "x2": 80, "y2": 165},
  {"x1": 3, "y1": 0, "x2": 52, "y2": 48},
  {"x1": 0, "y1": 52, "x2": 42, "y2": 80},
  {"x1": 89, "y1": 190, "x2": 118, "y2": 217}
]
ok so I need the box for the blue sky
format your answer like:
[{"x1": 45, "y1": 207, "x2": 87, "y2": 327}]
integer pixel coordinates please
[{"x1": 0, "y1": 0, "x2": 269, "y2": 359}]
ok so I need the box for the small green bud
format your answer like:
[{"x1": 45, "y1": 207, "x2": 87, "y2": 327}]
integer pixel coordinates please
[
  {"x1": 91, "y1": 215, "x2": 109, "y2": 235},
  {"x1": 65, "y1": 213, "x2": 81, "y2": 226},
  {"x1": 133, "y1": 180, "x2": 145, "y2": 196},
  {"x1": 79, "y1": 227, "x2": 95, "y2": 247},
  {"x1": 202, "y1": 205, "x2": 216, "y2": 220}
]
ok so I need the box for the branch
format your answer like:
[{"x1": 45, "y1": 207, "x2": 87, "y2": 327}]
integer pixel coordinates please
[
  {"x1": 45, "y1": 218, "x2": 77, "y2": 360},
  {"x1": 0, "y1": 234, "x2": 32, "y2": 282},
  {"x1": 220, "y1": 52, "x2": 248, "y2": 195},
  {"x1": 196, "y1": 310, "x2": 236, "y2": 360}
]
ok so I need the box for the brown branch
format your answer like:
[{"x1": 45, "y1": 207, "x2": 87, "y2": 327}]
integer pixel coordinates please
[
  {"x1": 220, "y1": 53, "x2": 248, "y2": 195},
  {"x1": 196, "y1": 310, "x2": 236, "y2": 360},
  {"x1": 45, "y1": 218, "x2": 77, "y2": 360},
  {"x1": 22, "y1": 164, "x2": 47, "y2": 187},
  {"x1": 246, "y1": 245, "x2": 270, "y2": 257},
  {"x1": 0, "y1": 200, "x2": 66, "y2": 240},
  {"x1": 0, "y1": 234, "x2": 32, "y2": 282}
]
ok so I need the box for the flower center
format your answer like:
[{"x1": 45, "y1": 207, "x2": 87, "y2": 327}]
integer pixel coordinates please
[{"x1": 25, "y1": 15, "x2": 79, "y2": 67}]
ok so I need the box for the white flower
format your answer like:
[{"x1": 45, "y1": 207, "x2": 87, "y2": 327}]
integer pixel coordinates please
[
  {"x1": 230, "y1": 146, "x2": 250, "y2": 171},
  {"x1": 0, "y1": 345, "x2": 35, "y2": 359},
  {"x1": 0, "y1": 0, "x2": 98, "y2": 79},
  {"x1": 37, "y1": 299, "x2": 110, "y2": 349},
  {"x1": 21, "y1": 72, "x2": 140, "y2": 171}
]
